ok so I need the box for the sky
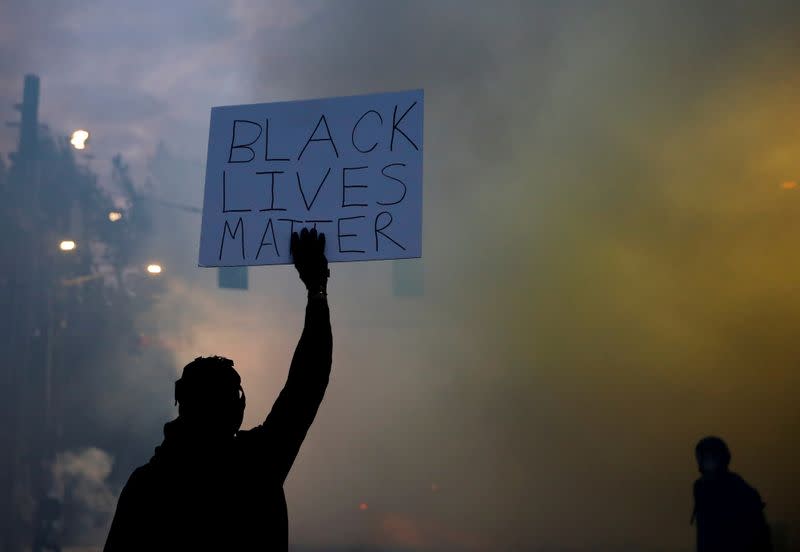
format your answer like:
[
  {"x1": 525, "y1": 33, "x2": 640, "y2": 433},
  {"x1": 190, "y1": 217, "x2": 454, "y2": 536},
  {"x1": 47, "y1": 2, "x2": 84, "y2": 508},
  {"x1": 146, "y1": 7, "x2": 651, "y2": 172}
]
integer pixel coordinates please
[{"x1": 2, "y1": 1, "x2": 800, "y2": 550}]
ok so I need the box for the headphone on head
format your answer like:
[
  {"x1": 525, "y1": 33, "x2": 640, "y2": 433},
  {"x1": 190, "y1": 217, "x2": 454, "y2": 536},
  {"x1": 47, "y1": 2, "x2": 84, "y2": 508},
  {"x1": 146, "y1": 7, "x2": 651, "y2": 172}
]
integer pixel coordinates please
[
  {"x1": 174, "y1": 357, "x2": 247, "y2": 427},
  {"x1": 173, "y1": 378, "x2": 246, "y2": 408}
]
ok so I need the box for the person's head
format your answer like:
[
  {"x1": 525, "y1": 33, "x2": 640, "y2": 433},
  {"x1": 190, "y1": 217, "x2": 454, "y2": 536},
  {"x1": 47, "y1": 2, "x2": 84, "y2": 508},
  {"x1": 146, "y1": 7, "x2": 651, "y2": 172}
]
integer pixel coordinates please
[
  {"x1": 174, "y1": 356, "x2": 245, "y2": 438},
  {"x1": 695, "y1": 436, "x2": 731, "y2": 476}
]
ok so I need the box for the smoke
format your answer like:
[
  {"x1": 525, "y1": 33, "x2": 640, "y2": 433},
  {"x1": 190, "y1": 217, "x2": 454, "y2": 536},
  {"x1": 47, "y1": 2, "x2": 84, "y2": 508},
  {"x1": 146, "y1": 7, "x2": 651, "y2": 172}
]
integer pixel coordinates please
[
  {"x1": 237, "y1": 2, "x2": 800, "y2": 549},
  {"x1": 2, "y1": 1, "x2": 800, "y2": 550},
  {"x1": 50, "y1": 447, "x2": 117, "y2": 546}
]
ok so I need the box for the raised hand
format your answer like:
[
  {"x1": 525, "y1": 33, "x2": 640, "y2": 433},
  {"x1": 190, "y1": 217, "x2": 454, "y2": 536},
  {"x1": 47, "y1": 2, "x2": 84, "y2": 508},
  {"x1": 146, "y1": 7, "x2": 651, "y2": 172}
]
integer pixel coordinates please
[{"x1": 290, "y1": 228, "x2": 329, "y2": 295}]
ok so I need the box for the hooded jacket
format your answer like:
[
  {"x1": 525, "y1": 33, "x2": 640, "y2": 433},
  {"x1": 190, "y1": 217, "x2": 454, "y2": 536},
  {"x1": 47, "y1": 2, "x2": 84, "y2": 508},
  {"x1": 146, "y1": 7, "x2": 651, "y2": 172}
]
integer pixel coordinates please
[{"x1": 103, "y1": 298, "x2": 332, "y2": 552}]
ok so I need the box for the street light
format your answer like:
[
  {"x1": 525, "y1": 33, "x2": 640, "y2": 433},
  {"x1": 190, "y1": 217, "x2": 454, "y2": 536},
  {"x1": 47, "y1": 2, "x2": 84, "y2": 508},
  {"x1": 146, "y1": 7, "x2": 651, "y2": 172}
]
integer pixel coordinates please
[
  {"x1": 70, "y1": 129, "x2": 89, "y2": 150},
  {"x1": 146, "y1": 263, "x2": 162, "y2": 275},
  {"x1": 108, "y1": 211, "x2": 122, "y2": 222},
  {"x1": 59, "y1": 240, "x2": 76, "y2": 252}
]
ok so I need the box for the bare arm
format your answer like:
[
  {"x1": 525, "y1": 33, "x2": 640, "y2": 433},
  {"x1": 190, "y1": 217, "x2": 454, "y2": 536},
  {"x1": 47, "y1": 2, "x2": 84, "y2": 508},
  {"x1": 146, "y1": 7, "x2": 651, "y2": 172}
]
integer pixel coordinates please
[
  {"x1": 259, "y1": 293, "x2": 331, "y2": 484},
  {"x1": 249, "y1": 228, "x2": 332, "y2": 484}
]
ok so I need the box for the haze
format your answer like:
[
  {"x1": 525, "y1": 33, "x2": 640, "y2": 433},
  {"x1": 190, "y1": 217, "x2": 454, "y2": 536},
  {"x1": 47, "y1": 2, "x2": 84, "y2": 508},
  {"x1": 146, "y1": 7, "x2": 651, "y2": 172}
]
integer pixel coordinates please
[{"x1": 1, "y1": 2, "x2": 798, "y2": 551}]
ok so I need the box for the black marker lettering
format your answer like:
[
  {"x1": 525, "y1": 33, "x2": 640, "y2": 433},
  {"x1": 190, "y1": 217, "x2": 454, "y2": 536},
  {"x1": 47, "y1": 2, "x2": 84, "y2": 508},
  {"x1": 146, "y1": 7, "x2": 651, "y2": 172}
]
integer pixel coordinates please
[
  {"x1": 338, "y1": 216, "x2": 366, "y2": 253},
  {"x1": 256, "y1": 170, "x2": 286, "y2": 212},
  {"x1": 374, "y1": 211, "x2": 406, "y2": 251},
  {"x1": 296, "y1": 167, "x2": 332, "y2": 211},
  {"x1": 351, "y1": 109, "x2": 383, "y2": 153},
  {"x1": 298, "y1": 114, "x2": 339, "y2": 160},
  {"x1": 378, "y1": 163, "x2": 407, "y2": 206},
  {"x1": 219, "y1": 217, "x2": 245, "y2": 261},
  {"x1": 228, "y1": 119, "x2": 262, "y2": 163},
  {"x1": 256, "y1": 218, "x2": 279, "y2": 259},
  {"x1": 264, "y1": 118, "x2": 290, "y2": 162},
  {"x1": 278, "y1": 218, "x2": 303, "y2": 236},
  {"x1": 342, "y1": 166, "x2": 369, "y2": 208},
  {"x1": 222, "y1": 171, "x2": 251, "y2": 213},
  {"x1": 305, "y1": 219, "x2": 333, "y2": 231},
  {"x1": 390, "y1": 102, "x2": 419, "y2": 151}
]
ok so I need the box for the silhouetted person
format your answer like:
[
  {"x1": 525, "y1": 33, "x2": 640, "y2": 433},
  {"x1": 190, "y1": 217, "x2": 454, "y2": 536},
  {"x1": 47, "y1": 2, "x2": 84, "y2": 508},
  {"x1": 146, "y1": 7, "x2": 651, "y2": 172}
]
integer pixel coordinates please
[
  {"x1": 692, "y1": 436, "x2": 772, "y2": 552},
  {"x1": 103, "y1": 228, "x2": 332, "y2": 551}
]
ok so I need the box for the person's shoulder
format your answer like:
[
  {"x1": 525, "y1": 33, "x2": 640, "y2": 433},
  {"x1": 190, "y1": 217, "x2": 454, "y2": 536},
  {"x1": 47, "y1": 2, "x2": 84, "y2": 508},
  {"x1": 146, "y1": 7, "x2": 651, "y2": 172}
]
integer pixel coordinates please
[
  {"x1": 726, "y1": 471, "x2": 753, "y2": 489},
  {"x1": 233, "y1": 428, "x2": 276, "y2": 468},
  {"x1": 727, "y1": 472, "x2": 764, "y2": 503},
  {"x1": 128, "y1": 464, "x2": 148, "y2": 482},
  {"x1": 234, "y1": 427, "x2": 264, "y2": 449},
  {"x1": 693, "y1": 476, "x2": 705, "y2": 492},
  {"x1": 124, "y1": 463, "x2": 158, "y2": 490},
  {"x1": 235, "y1": 428, "x2": 254, "y2": 441}
]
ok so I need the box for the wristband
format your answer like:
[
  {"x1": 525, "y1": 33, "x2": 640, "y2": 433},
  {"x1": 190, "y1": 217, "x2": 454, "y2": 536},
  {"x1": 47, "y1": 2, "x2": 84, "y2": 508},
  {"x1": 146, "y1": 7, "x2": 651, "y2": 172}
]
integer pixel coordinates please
[{"x1": 308, "y1": 282, "x2": 328, "y2": 300}]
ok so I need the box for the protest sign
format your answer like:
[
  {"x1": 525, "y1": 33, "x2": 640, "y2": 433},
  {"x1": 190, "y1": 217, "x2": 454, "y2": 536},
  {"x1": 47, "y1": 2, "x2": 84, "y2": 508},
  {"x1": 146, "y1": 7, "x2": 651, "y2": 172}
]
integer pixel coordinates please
[{"x1": 199, "y1": 89, "x2": 423, "y2": 266}]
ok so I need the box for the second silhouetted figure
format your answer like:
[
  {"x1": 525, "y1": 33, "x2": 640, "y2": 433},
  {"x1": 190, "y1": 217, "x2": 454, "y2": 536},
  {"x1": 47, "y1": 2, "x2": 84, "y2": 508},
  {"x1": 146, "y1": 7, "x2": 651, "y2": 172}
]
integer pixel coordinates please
[
  {"x1": 692, "y1": 436, "x2": 772, "y2": 552},
  {"x1": 103, "y1": 228, "x2": 333, "y2": 552}
]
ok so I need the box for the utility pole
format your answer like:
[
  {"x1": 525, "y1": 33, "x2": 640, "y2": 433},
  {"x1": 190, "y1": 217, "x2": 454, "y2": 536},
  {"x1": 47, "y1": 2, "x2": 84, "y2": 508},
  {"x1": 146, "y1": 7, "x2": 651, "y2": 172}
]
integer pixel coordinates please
[
  {"x1": 17, "y1": 74, "x2": 40, "y2": 159},
  {"x1": 1, "y1": 73, "x2": 54, "y2": 552}
]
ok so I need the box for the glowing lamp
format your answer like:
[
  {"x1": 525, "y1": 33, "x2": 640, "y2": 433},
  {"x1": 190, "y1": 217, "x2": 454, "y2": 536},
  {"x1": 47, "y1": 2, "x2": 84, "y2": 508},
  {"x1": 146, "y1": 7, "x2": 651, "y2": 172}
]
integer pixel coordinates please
[
  {"x1": 70, "y1": 129, "x2": 89, "y2": 150},
  {"x1": 59, "y1": 240, "x2": 76, "y2": 252}
]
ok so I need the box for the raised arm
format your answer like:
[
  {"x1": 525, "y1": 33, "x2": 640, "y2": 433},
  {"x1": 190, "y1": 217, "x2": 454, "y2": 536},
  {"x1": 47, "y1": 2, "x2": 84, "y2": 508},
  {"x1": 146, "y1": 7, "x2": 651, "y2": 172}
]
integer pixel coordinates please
[{"x1": 253, "y1": 228, "x2": 332, "y2": 484}]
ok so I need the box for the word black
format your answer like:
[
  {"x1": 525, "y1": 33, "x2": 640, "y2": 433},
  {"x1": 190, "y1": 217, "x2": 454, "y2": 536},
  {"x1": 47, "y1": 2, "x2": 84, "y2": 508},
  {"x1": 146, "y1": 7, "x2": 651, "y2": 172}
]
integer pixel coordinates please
[{"x1": 227, "y1": 102, "x2": 419, "y2": 164}]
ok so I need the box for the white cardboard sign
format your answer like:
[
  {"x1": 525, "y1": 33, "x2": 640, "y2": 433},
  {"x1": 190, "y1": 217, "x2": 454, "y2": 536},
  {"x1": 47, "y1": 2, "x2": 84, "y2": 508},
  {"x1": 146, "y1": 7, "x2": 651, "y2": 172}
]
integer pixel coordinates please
[{"x1": 199, "y1": 89, "x2": 423, "y2": 266}]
